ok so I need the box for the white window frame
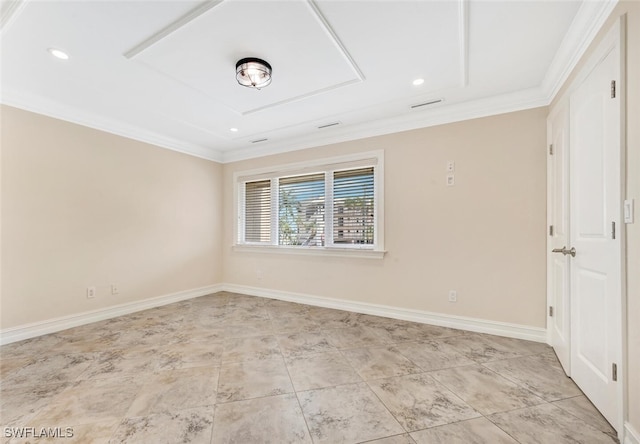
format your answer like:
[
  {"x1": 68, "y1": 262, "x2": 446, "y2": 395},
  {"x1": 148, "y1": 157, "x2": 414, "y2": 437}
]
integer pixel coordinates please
[{"x1": 233, "y1": 150, "x2": 385, "y2": 259}]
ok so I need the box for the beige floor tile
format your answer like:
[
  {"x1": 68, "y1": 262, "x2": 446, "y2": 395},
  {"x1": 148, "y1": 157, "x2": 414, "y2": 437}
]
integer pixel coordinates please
[
  {"x1": 482, "y1": 350, "x2": 582, "y2": 401},
  {"x1": 266, "y1": 300, "x2": 311, "y2": 318},
  {"x1": 0, "y1": 381, "x2": 71, "y2": 428},
  {"x1": 157, "y1": 340, "x2": 224, "y2": 370},
  {"x1": 552, "y1": 395, "x2": 617, "y2": 438},
  {"x1": 368, "y1": 373, "x2": 480, "y2": 431},
  {"x1": 217, "y1": 358, "x2": 293, "y2": 402},
  {"x1": 276, "y1": 331, "x2": 337, "y2": 357},
  {"x1": 342, "y1": 346, "x2": 422, "y2": 380},
  {"x1": 0, "y1": 357, "x2": 31, "y2": 380},
  {"x1": 77, "y1": 348, "x2": 159, "y2": 381},
  {"x1": 364, "y1": 434, "x2": 416, "y2": 444},
  {"x1": 430, "y1": 364, "x2": 545, "y2": 415},
  {"x1": 110, "y1": 406, "x2": 214, "y2": 444},
  {"x1": 126, "y1": 366, "x2": 219, "y2": 416},
  {"x1": 308, "y1": 307, "x2": 362, "y2": 328},
  {"x1": 299, "y1": 383, "x2": 404, "y2": 443},
  {"x1": 29, "y1": 376, "x2": 142, "y2": 427},
  {"x1": 442, "y1": 334, "x2": 535, "y2": 363},
  {"x1": 221, "y1": 335, "x2": 282, "y2": 363},
  {"x1": 2, "y1": 353, "x2": 95, "y2": 387},
  {"x1": 7, "y1": 420, "x2": 117, "y2": 444},
  {"x1": 223, "y1": 320, "x2": 274, "y2": 338},
  {"x1": 324, "y1": 326, "x2": 390, "y2": 349},
  {"x1": 488, "y1": 403, "x2": 617, "y2": 444},
  {"x1": 0, "y1": 334, "x2": 63, "y2": 360},
  {"x1": 285, "y1": 351, "x2": 362, "y2": 391},
  {"x1": 410, "y1": 417, "x2": 518, "y2": 443},
  {"x1": 211, "y1": 394, "x2": 311, "y2": 444},
  {"x1": 0, "y1": 293, "x2": 617, "y2": 444},
  {"x1": 394, "y1": 340, "x2": 474, "y2": 371},
  {"x1": 269, "y1": 316, "x2": 321, "y2": 334}
]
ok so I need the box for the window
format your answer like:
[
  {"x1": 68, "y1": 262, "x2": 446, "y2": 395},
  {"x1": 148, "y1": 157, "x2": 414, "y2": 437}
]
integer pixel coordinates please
[{"x1": 236, "y1": 151, "x2": 384, "y2": 256}]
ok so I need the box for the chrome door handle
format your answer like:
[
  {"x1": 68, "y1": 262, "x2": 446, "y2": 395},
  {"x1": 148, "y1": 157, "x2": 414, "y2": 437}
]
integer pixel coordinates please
[{"x1": 552, "y1": 246, "x2": 576, "y2": 257}]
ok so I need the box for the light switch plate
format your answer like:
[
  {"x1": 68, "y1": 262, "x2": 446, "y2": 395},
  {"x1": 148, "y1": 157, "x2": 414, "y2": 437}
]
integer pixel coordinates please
[
  {"x1": 624, "y1": 199, "x2": 634, "y2": 223},
  {"x1": 446, "y1": 174, "x2": 455, "y2": 186}
]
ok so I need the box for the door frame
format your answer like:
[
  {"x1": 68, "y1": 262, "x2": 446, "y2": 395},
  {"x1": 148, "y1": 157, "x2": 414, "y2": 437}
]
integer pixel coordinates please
[{"x1": 546, "y1": 16, "x2": 627, "y2": 435}]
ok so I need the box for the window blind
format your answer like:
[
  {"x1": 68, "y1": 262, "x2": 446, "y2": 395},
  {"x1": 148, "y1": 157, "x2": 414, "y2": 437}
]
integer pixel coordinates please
[
  {"x1": 278, "y1": 173, "x2": 325, "y2": 246},
  {"x1": 244, "y1": 179, "x2": 271, "y2": 243},
  {"x1": 333, "y1": 167, "x2": 375, "y2": 245}
]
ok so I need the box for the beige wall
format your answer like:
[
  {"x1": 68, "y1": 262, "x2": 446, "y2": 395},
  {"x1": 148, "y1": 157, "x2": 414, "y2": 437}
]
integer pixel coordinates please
[
  {"x1": 223, "y1": 108, "x2": 548, "y2": 328},
  {"x1": 550, "y1": 1, "x2": 639, "y2": 434},
  {"x1": 0, "y1": 105, "x2": 223, "y2": 329}
]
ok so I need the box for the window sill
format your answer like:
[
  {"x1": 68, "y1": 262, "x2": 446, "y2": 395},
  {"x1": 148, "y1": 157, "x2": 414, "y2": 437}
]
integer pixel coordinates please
[{"x1": 232, "y1": 244, "x2": 386, "y2": 259}]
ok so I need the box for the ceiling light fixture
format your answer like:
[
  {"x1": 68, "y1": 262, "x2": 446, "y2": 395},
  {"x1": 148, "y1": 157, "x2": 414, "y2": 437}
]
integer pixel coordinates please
[
  {"x1": 230, "y1": 128, "x2": 238, "y2": 132},
  {"x1": 412, "y1": 78, "x2": 424, "y2": 86},
  {"x1": 236, "y1": 58, "x2": 272, "y2": 89},
  {"x1": 48, "y1": 48, "x2": 69, "y2": 60}
]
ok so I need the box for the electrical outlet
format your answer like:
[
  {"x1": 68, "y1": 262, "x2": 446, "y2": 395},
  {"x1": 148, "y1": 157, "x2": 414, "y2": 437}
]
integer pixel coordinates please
[
  {"x1": 446, "y1": 161, "x2": 455, "y2": 172},
  {"x1": 448, "y1": 290, "x2": 457, "y2": 303},
  {"x1": 111, "y1": 284, "x2": 119, "y2": 295},
  {"x1": 87, "y1": 286, "x2": 96, "y2": 299},
  {"x1": 256, "y1": 269, "x2": 263, "y2": 280}
]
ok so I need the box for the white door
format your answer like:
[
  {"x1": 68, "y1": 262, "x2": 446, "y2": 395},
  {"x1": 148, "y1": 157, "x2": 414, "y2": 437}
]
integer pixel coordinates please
[
  {"x1": 547, "y1": 103, "x2": 571, "y2": 374},
  {"x1": 569, "y1": 35, "x2": 622, "y2": 429}
]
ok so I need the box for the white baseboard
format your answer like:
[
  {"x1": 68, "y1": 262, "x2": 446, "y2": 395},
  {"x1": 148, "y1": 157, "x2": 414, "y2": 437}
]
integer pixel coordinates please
[
  {"x1": 0, "y1": 283, "x2": 547, "y2": 345},
  {"x1": 626, "y1": 423, "x2": 640, "y2": 444},
  {"x1": 0, "y1": 284, "x2": 223, "y2": 345},
  {"x1": 222, "y1": 284, "x2": 547, "y2": 342}
]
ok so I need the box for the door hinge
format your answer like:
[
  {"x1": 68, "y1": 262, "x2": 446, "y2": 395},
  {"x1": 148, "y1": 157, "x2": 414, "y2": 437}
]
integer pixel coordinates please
[
  {"x1": 611, "y1": 80, "x2": 616, "y2": 98},
  {"x1": 549, "y1": 225, "x2": 554, "y2": 236},
  {"x1": 612, "y1": 363, "x2": 618, "y2": 381},
  {"x1": 549, "y1": 144, "x2": 554, "y2": 155},
  {"x1": 549, "y1": 306, "x2": 554, "y2": 317},
  {"x1": 612, "y1": 221, "x2": 616, "y2": 239}
]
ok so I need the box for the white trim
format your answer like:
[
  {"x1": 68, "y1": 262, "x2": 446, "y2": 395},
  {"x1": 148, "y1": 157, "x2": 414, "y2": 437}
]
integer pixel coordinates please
[
  {"x1": 221, "y1": 87, "x2": 548, "y2": 163},
  {"x1": 0, "y1": 90, "x2": 223, "y2": 163},
  {"x1": 0, "y1": 283, "x2": 548, "y2": 346},
  {"x1": 0, "y1": 0, "x2": 27, "y2": 34},
  {"x1": 0, "y1": 0, "x2": 612, "y2": 164},
  {"x1": 234, "y1": 150, "x2": 384, "y2": 253},
  {"x1": 124, "y1": 0, "x2": 225, "y2": 59},
  {"x1": 625, "y1": 423, "x2": 640, "y2": 444},
  {"x1": 542, "y1": 0, "x2": 618, "y2": 102},
  {"x1": 222, "y1": 284, "x2": 547, "y2": 343},
  {"x1": 232, "y1": 244, "x2": 385, "y2": 259},
  {"x1": 0, "y1": 284, "x2": 222, "y2": 345}
]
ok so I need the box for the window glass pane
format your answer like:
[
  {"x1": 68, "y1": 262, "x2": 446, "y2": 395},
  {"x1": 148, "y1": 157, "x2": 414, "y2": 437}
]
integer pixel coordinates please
[
  {"x1": 244, "y1": 180, "x2": 271, "y2": 243},
  {"x1": 333, "y1": 167, "x2": 374, "y2": 245},
  {"x1": 278, "y1": 173, "x2": 325, "y2": 246}
]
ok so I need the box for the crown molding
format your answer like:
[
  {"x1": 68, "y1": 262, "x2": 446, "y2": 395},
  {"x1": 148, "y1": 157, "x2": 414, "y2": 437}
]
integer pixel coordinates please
[
  {"x1": 0, "y1": 0, "x2": 616, "y2": 165},
  {"x1": 0, "y1": 0, "x2": 27, "y2": 34},
  {"x1": 220, "y1": 87, "x2": 547, "y2": 163},
  {"x1": 541, "y1": 0, "x2": 618, "y2": 101},
  {"x1": 0, "y1": 89, "x2": 224, "y2": 162}
]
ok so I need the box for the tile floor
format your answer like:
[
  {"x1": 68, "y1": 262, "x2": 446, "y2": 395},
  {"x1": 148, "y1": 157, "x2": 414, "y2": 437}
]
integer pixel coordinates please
[{"x1": 0, "y1": 292, "x2": 618, "y2": 444}]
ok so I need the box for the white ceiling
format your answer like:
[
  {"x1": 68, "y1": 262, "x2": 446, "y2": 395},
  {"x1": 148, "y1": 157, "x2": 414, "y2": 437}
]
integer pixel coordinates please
[{"x1": 0, "y1": 0, "x2": 616, "y2": 162}]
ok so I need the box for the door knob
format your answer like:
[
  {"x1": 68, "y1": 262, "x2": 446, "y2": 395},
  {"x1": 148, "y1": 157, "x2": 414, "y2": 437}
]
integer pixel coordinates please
[{"x1": 552, "y1": 246, "x2": 576, "y2": 257}]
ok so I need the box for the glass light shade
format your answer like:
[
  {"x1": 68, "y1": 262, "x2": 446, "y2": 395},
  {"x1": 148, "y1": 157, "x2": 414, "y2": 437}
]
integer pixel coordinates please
[{"x1": 236, "y1": 58, "x2": 272, "y2": 89}]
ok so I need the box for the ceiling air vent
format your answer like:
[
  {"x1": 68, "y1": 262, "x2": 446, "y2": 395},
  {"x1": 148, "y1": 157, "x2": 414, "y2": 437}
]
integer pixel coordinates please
[
  {"x1": 317, "y1": 121, "x2": 341, "y2": 129},
  {"x1": 410, "y1": 99, "x2": 443, "y2": 109},
  {"x1": 251, "y1": 138, "x2": 268, "y2": 144}
]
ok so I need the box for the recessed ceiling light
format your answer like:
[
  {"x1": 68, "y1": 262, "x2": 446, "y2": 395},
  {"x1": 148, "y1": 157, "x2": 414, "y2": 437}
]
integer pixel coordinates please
[
  {"x1": 48, "y1": 48, "x2": 69, "y2": 60},
  {"x1": 230, "y1": 128, "x2": 238, "y2": 132},
  {"x1": 412, "y1": 78, "x2": 425, "y2": 86}
]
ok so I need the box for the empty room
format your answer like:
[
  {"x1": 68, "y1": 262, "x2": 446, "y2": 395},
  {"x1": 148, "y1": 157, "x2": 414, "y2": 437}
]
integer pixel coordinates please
[{"x1": 1, "y1": 0, "x2": 638, "y2": 443}]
